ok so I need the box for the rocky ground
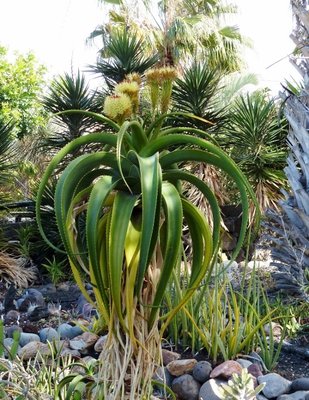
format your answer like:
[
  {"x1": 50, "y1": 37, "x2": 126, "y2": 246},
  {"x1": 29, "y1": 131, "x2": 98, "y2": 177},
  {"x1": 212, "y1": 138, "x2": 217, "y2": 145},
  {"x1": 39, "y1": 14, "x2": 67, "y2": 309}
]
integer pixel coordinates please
[{"x1": 0, "y1": 280, "x2": 308, "y2": 380}]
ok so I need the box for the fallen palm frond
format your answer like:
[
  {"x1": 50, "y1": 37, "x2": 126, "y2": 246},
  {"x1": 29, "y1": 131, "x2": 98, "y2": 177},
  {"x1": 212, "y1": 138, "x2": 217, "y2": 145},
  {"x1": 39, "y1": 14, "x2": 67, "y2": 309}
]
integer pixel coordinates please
[{"x1": 0, "y1": 252, "x2": 36, "y2": 288}]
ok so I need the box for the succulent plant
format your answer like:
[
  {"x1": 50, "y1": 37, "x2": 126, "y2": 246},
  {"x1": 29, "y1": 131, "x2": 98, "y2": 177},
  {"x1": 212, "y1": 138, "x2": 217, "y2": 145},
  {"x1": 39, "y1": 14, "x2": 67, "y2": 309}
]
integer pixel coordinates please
[{"x1": 217, "y1": 368, "x2": 265, "y2": 400}]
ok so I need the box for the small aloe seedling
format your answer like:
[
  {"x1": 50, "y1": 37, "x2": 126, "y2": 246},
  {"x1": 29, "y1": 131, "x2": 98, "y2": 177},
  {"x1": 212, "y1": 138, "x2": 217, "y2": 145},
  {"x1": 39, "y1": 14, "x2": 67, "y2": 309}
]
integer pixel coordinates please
[{"x1": 217, "y1": 368, "x2": 265, "y2": 400}]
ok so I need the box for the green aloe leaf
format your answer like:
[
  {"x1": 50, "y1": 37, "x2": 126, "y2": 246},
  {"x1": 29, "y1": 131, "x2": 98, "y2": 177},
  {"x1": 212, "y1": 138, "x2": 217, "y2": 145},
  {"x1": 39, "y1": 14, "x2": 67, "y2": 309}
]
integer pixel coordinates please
[
  {"x1": 135, "y1": 153, "x2": 162, "y2": 296},
  {"x1": 109, "y1": 191, "x2": 138, "y2": 328},
  {"x1": 148, "y1": 182, "x2": 183, "y2": 328}
]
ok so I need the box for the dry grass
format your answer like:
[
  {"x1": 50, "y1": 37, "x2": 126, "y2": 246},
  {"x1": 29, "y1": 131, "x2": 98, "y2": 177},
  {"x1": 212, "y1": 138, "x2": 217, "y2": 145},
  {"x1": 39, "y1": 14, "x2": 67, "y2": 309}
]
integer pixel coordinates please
[{"x1": 0, "y1": 252, "x2": 36, "y2": 288}]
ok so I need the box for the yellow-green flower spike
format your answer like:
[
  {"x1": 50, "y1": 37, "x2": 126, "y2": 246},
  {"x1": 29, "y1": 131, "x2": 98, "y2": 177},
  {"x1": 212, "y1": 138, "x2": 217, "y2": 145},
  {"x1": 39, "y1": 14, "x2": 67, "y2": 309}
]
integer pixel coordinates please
[{"x1": 103, "y1": 93, "x2": 132, "y2": 125}]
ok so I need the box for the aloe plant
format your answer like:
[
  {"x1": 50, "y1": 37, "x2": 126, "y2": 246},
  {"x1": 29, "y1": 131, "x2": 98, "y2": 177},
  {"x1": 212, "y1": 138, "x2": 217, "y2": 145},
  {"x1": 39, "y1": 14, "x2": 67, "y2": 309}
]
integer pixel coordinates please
[{"x1": 36, "y1": 71, "x2": 258, "y2": 398}]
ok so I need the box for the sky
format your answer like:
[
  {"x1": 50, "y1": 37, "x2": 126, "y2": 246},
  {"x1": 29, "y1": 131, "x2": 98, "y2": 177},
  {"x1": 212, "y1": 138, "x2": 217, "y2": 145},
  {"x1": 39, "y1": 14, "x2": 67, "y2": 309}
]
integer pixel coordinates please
[{"x1": 0, "y1": 0, "x2": 301, "y2": 94}]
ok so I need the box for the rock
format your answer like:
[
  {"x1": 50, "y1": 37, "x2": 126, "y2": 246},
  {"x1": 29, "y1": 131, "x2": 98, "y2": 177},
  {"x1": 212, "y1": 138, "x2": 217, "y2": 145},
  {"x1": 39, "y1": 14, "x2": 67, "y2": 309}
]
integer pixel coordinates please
[
  {"x1": 162, "y1": 348, "x2": 181, "y2": 365},
  {"x1": 258, "y1": 373, "x2": 291, "y2": 398},
  {"x1": 69, "y1": 339, "x2": 85, "y2": 351},
  {"x1": 6, "y1": 325, "x2": 22, "y2": 338},
  {"x1": 19, "y1": 332, "x2": 40, "y2": 347},
  {"x1": 60, "y1": 347, "x2": 81, "y2": 358},
  {"x1": 18, "y1": 288, "x2": 45, "y2": 312},
  {"x1": 210, "y1": 360, "x2": 242, "y2": 380},
  {"x1": 4, "y1": 309, "x2": 20, "y2": 324},
  {"x1": 22, "y1": 322, "x2": 39, "y2": 334},
  {"x1": 39, "y1": 284, "x2": 57, "y2": 295},
  {"x1": 18, "y1": 341, "x2": 45, "y2": 360},
  {"x1": 199, "y1": 378, "x2": 226, "y2": 400},
  {"x1": 94, "y1": 335, "x2": 108, "y2": 353},
  {"x1": 263, "y1": 322, "x2": 283, "y2": 337},
  {"x1": 167, "y1": 359, "x2": 197, "y2": 377},
  {"x1": 69, "y1": 332, "x2": 98, "y2": 352},
  {"x1": 26, "y1": 289, "x2": 45, "y2": 306},
  {"x1": 172, "y1": 374, "x2": 201, "y2": 400},
  {"x1": 192, "y1": 361, "x2": 213, "y2": 383},
  {"x1": 39, "y1": 327, "x2": 60, "y2": 343},
  {"x1": 236, "y1": 358, "x2": 252, "y2": 369},
  {"x1": 3, "y1": 337, "x2": 21, "y2": 357},
  {"x1": 256, "y1": 395, "x2": 268, "y2": 400},
  {"x1": 153, "y1": 366, "x2": 173, "y2": 388},
  {"x1": 291, "y1": 378, "x2": 309, "y2": 392},
  {"x1": 71, "y1": 356, "x2": 98, "y2": 375},
  {"x1": 70, "y1": 325, "x2": 84, "y2": 338},
  {"x1": 58, "y1": 323, "x2": 74, "y2": 339},
  {"x1": 247, "y1": 363, "x2": 263, "y2": 379},
  {"x1": 221, "y1": 232, "x2": 237, "y2": 251},
  {"x1": 278, "y1": 391, "x2": 309, "y2": 400},
  {"x1": 249, "y1": 351, "x2": 267, "y2": 372},
  {"x1": 28, "y1": 307, "x2": 50, "y2": 321}
]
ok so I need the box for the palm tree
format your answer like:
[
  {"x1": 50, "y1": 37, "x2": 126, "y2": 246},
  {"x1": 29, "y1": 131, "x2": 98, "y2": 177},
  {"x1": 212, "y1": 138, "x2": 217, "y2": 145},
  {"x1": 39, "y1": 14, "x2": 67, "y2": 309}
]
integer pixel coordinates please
[{"x1": 92, "y1": 0, "x2": 248, "y2": 72}]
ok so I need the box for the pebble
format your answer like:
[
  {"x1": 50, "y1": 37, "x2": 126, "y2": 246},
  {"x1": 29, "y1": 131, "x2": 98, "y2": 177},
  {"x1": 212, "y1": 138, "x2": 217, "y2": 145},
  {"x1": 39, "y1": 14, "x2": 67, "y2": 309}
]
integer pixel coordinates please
[
  {"x1": 167, "y1": 359, "x2": 197, "y2": 377},
  {"x1": 3, "y1": 337, "x2": 21, "y2": 357},
  {"x1": 291, "y1": 378, "x2": 309, "y2": 392},
  {"x1": 248, "y1": 363, "x2": 263, "y2": 378},
  {"x1": 236, "y1": 358, "x2": 252, "y2": 369},
  {"x1": 19, "y1": 332, "x2": 41, "y2": 347},
  {"x1": 162, "y1": 348, "x2": 181, "y2": 365},
  {"x1": 39, "y1": 327, "x2": 60, "y2": 343},
  {"x1": 277, "y1": 391, "x2": 309, "y2": 400},
  {"x1": 153, "y1": 366, "x2": 173, "y2": 396},
  {"x1": 172, "y1": 374, "x2": 201, "y2": 400},
  {"x1": 210, "y1": 360, "x2": 242, "y2": 379},
  {"x1": 94, "y1": 335, "x2": 108, "y2": 352},
  {"x1": 5, "y1": 324, "x2": 22, "y2": 338},
  {"x1": 258, "y1": 373, "x2": 291, "y2": 398},
  {"x1": 192, "y1": 361, "x2": 212, "y2": 383},
  {"x1": 69, "y1": 332, "x2": 98, "y2": 352},
  {"x1": 4, "y1": 309, "x2": 20, "y2": 324},
  {"x1": 58, "y1": 323, "x2": 75, "y2": 339},
  {"x1": 199, "y1": 378, "x2": 226, "y2": 400},
  {"x1": 18, "y1": 341, "x2": 45, "y2": 360}
]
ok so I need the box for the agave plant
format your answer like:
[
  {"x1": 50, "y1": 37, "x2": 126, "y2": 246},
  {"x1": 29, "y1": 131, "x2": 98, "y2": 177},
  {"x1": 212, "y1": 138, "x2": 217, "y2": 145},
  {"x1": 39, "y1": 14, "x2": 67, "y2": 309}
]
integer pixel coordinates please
[{"x1": 36, "y1": 71, "x2": 257, "y2": 398}]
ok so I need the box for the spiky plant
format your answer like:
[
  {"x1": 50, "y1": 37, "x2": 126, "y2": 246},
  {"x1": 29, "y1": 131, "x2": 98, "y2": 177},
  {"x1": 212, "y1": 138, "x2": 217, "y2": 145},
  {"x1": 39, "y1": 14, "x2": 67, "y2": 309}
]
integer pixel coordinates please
[
  {"x1": 223, "y1": 91, "x2": 288, "y2": 219},
  {"x1": 42, "y1": 72, "x2": 102, "y2": 153},
  {"x1": 90, "y1": 29, "x2": 159, "y2": 90},
  {"x1": 36, "y1": 71, "x2": 257, "y2": 398}
]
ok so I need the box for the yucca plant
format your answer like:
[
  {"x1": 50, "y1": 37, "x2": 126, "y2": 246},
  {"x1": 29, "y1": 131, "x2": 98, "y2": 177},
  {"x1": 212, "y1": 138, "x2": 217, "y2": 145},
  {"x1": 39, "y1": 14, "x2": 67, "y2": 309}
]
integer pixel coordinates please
[
  {"x1": 42, "y1": 72, "x2": 102, "y2": 153},
  {"x1": 223, "y1": 91, "x2": 288, "y2": 219},
  {"x1": 36, "y1": 70, "x2": 258, "y2": 398},
  {"x1": 90, "y1": 29, "x2": 159, "y2": 90}
]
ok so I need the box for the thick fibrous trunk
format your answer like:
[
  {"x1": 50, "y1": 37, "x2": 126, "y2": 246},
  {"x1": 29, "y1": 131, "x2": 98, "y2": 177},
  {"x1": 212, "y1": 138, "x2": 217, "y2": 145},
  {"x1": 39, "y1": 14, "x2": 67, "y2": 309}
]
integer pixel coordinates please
[{"x1": 265, "y1": 0, "x2": 309, "y2": 299}]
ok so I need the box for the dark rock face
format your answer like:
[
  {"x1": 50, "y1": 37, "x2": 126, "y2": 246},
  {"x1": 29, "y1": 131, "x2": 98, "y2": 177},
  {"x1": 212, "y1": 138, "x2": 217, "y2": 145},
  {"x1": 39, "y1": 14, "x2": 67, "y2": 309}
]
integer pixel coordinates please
[{"x1": 172, "y1": 374, "x2": 201, "y2": 400}]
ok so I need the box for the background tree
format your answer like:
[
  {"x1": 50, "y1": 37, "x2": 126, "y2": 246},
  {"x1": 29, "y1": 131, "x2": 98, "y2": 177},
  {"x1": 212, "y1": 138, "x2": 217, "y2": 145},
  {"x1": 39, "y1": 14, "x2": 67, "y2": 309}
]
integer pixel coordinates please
[
  {"x1": 0, "y1": 46, "x2": 47, "y2": 139},
  {"x1": 91, "y1": 0, "x2": 249, "y2": 72}
]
